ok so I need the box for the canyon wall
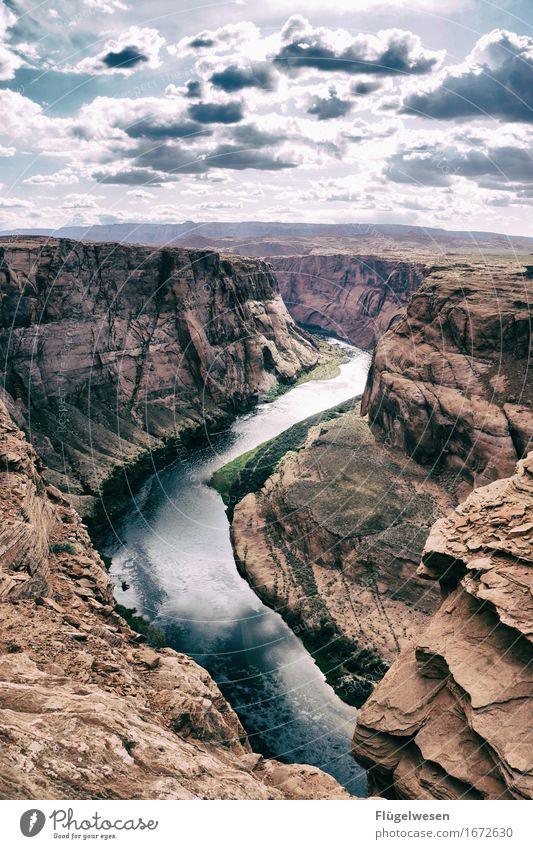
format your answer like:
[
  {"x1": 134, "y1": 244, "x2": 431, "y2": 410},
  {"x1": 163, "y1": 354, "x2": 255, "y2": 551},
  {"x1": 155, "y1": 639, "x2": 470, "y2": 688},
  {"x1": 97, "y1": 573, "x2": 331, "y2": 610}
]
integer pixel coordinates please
[
  {"x1": 363, "y1": 260, "x2": 533, "y2": 489},
  {"x1": 352, "y1": 453, "x2": 533, "y2": 800},
  {"x1": 269, "y1": 254, "x2": 428, "y2": 348},
  {"x1": 231, "y1": 405, "x2": 453, "y2": 706},
  {"x1": 0, "y1": 237, "x2": 317, "y2": 516},
  {"x1": 0, "y1": 398, "x2": 349, "y2": 800}
]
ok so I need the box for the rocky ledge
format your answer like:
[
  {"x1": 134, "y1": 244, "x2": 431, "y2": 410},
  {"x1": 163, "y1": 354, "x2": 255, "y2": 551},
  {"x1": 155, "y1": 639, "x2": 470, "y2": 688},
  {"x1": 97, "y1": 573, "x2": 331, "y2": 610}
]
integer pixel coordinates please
[
  {"x1": 0, "y1": 237, "x2": 317, "y2": 518},
  {"x1": 363, "y1": 260, "x2": 533, "y2": 489},
  {"x1": 231, "y1": 405, "x2": 453, "y2": 705},
  {"x1": 270, "y1": 254, "x2": 428, "y2": 348},
  {"x1": 0, "y1": 398, "x2": 349, "y2": 800},
  {"x1": 352, "y1": 453, "x2": 533, "y2": 800}
]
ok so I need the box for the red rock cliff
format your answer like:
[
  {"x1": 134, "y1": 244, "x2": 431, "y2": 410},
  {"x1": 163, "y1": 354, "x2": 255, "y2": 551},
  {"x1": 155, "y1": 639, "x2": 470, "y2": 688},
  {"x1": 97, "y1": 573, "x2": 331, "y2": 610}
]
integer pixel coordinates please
[
  {"x1": 269, "y1": 254, "x2": 428, "y2": 348},
  {"x1": 362, "y1": 261, "x2": 533, "y2": 489},
  {"x1": 0, "y1": 238, "x2": 317, "y2": 515}
]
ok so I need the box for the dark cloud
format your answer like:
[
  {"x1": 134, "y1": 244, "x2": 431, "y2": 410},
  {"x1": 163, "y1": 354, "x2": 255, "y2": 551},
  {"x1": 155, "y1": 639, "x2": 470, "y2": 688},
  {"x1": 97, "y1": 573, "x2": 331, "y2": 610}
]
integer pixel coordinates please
[
  {"x1": 307, "y1": 90, "x2": 352, "y2": 120},
  {"x1": 134, "y1": 145, "x2": 208, "y2": 174},
  {"x1": 185, "y1": 80, "x2": 202, "y2": 98},
  {"x1": 352, "y1": 80, "x2": 382, "y2": 95},
  {"x1": 231, "y1": 124, "x2": 287, "y2": 148},
  {"x1": 94, "y1": 168, "x2": 180, "y2": 185},
  {"x1": 187, "y1": 101, "x2": 244, "y2": 124},
  {"x1": 402, "y1": 30, "x2": 533, "y2": 123},
  {"x1": 209, "y1": 63, "x2": 276, "y2": 92},
  {"x1": 102, "y1": 46, "x2": 148, "y2": 70},
  {"x1": 275, "y1": 27, "x2": 441, "y2": 76},
  {"x1": 126, "y1": 119, "x2": 209, "y2": 140},
  {"x1": 386, "y1": 151, "x2": 452, "y2": 186},
  {"x1": 206, "y1": 145, "x2": 296, "y2": 170},
  {"x1": 133, "y1": 142, "x2": 294, "y2": 173},
  {"x1": 189, "y1": 36, "x2": 215, "y2": 49},
  {"x1": 386, "y1": 144, "x2": 533, "y2": 187}
]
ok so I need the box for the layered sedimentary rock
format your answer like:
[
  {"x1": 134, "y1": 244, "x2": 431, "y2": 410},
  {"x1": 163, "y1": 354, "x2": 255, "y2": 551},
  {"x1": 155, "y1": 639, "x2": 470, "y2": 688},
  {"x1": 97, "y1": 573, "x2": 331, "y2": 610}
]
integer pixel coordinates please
[
  {"x1": 363, "y1": 261, "x2": 533, "y2": 489},
  {"x1": 270, "y1": 255, "x2": 428, "y2": 348},
  {"x1": 352, "y1": 453, "x2": 533, "y2": 800},
  {"x1": 0, "y1": 399, "x2": 349, "y2": 800},
  {"x1": 0, "y1": 237, "x2": 317, "y2": 516},
  {"x1": 231, "y1": 406, "x2": 453, "y2": 705}
]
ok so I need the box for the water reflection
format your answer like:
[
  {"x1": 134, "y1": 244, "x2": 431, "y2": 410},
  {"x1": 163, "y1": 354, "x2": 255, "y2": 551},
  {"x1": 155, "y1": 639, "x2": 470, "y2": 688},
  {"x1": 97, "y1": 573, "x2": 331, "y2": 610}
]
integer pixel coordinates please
[{"x1": 107, "y1": 342, "x2": 371, "y2": 793}]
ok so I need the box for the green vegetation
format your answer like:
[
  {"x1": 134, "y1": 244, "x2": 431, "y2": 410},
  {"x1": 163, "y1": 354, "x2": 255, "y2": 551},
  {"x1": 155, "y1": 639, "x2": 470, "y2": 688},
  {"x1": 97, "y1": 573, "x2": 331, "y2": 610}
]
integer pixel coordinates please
[
  {"x1": 49, "y1": 542, "x2": 76, "y2": 554},
  {"x1": 262, "y1": 338, "x2": 349, "y2": 402},
  {"x1": 210, "y1": 397, "x2": 356, "y2": 517},
  {"x1": 114, "y1": 602, "x2": 166, "y2": 648}
]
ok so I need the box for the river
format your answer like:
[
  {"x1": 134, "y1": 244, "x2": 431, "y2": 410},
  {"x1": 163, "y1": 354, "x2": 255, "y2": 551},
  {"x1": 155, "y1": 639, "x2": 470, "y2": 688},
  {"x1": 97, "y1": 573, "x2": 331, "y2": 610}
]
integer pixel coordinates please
[{"x1": 106, "y1": 341, "x2": 371, "y2": 795}]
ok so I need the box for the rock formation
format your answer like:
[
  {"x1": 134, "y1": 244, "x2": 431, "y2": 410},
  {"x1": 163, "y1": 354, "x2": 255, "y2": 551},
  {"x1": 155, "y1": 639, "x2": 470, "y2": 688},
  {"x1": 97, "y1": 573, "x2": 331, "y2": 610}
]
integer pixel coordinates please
[
  {"x1": 0, "y1": 237, "x2": 317, "y2": 517},
  {"x1": 269, "y1": 255, "x2": 428, "y2": 348},
  {"x1": 352, "y1": 453, "x2": 533, "y2": 800},
  {"x1": 0, "y1": 398, "x2": 350, "y2": 800},
  {"x1": 363, "y1": 260, "x2": 533, "y2": 489},
  {"x1": 231, "y1": 405, "x2": 453, "y2": 705}
]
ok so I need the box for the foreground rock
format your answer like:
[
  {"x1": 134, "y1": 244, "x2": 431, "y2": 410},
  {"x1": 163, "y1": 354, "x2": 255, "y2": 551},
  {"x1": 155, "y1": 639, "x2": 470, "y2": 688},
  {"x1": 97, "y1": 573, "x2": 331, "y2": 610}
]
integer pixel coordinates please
[
  {"x1": 0, "y1": 400, "x2": 350, "y2": 800},
  {"x1": 270, "y1": 255, "x2": 428, "y2": 348},
  {"x1": 363, "y1": 260, "x2": 533, "y2": 489},
  {"x1": 0, "y1": 237, "x2": 317, "y2": 518},
  {"x1": 231, "y1": 405, "x2": 453, "y2": 706},
  {"x1": 352, "y1": 454, "x2": 533, "y2": 800}
]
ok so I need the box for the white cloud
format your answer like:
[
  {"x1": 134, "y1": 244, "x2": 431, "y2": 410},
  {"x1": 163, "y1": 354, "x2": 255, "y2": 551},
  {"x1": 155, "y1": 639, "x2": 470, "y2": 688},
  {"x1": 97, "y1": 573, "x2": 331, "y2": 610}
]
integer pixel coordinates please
[
  {"x1": 0, "y1": 1, "x2": 23, "y2": 80},
  {"x1": 24, "y1": 170, "x2": 80, "y2": 185},
  {"x1": 83, "y1": 0, "x2": 128, "y2": 13}
]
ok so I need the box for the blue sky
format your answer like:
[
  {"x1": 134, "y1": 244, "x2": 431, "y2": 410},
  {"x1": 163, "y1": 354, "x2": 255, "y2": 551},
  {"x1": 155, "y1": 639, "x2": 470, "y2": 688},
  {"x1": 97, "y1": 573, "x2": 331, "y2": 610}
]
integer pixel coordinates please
[{"x1": 0, "y1": 0, "x2": 532, "y2": 234}]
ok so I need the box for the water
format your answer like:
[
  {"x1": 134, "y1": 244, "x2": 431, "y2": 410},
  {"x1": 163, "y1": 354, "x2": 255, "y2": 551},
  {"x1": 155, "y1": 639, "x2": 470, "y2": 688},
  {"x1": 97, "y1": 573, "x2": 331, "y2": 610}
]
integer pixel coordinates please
[{"x1": 106, "y1": 341, "x2": 371, "y2": 794}]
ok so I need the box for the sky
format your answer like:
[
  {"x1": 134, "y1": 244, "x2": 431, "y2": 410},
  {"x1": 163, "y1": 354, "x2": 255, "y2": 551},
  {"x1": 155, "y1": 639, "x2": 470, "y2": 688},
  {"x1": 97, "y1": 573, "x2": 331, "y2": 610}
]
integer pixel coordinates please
[{"x1": 0, "y1": 0, "x2": 532, "y2": 235}]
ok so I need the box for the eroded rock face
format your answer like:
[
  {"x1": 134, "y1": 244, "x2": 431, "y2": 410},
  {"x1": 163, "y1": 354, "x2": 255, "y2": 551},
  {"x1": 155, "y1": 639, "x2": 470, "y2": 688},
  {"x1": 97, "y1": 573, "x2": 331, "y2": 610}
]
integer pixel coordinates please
[
  {"x1": 362, "y1": 262, "x2": 533, "y2": 489},
  {"x1": 352, "y1": 454, "x2": 533, "y2": 800},
  {"x1": 231, "y1": 406, "x2": 453, "y2": 705},
  {"x1": 0, "y1": 399, "x2": 350, "y2": 800},
  {"x1": 270, "y1": 255, "x2": 428, "y2": 348},
  {"x1": 0, "y1": 237, "x2": 317, "y2": 516}
]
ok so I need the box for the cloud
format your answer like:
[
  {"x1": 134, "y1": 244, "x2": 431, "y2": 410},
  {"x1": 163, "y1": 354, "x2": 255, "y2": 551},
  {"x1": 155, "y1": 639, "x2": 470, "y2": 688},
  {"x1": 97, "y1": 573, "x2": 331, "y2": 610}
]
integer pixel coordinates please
[
  {"x1": 274, "y1": 17, "x2": 444, "y2": 77},
  {"x1": 307, "y1": 88, "x2": 352, "y2": 120},
  {"x1": 0, "y1": 2, "x2": 24, "y2": 80},
  {"x1": 353, "y1": 80, "x2": 382, "y2": 95},
  {"x1": 74, "y1": 27, "x2": 165, "y2": 75},
  {"x1": 187, "y1": 101, "x2": 244, "y2": 124},
  {"x1": 24, "y1": 170, "x2": 79, "y2": 185},
  {"x1": 210, "y1": 62, "x2": 277, "y2": 92},
  {"x1": 184, "y1": 80, "x2": 203, "y2": 98},
  {"x1": 83, "y1": 0, "x2": 127, "y2": 12},
  {"x1": 231, "y1": 124, "x2": 287, "y2": 148},
  {"x1": 126, "y1": 119, "x2": 210, "y2": 140},
  {"x1": 386, "y1": 142, "x2": 533, "y2": 188},
  {"x1": 102, "y1": 46, "x2": 148, "y2": 70},
  {"x1": 205, "y1": 145, "x2": 296, "y2": 170},
  {"x1": 0, "y1": 144, "x2": 15, "y2": 156},
  {"x1": 94, "y1": 167, "x2": 180, "y2": 185},
  {"x1": 175, "y1": 22, "x2": 260, "y2": 57},
  {"x1": 402, "y1": 29, "x2": 533, "y2": 123}
]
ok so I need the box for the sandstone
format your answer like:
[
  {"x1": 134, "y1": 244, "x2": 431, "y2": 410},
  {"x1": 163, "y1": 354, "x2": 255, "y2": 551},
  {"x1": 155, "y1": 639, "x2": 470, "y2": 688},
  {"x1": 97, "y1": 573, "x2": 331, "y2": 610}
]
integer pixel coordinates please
[
  {"x1": 0, "y1": 399, "x2": 348, "y2": 800},
  {"x1": 270, "y1": 255, "x2": 428, "y2": 348},
  {"x1": 0, "y1": 237, "x2": 318, "y2": 517},
  {"x1": 353, "y1": 454, "x2": 533, "y2": 799},
  {"x1": 362, "y1": 264, "x2": 533, "y2": 488}
]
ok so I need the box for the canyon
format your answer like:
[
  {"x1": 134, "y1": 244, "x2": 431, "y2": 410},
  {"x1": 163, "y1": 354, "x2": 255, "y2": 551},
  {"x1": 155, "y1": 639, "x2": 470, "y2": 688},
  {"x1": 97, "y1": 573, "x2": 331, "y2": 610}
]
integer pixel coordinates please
[
  {"x1": 270, "y1": 254, "x2": 428, "y2": 348},
  {"x1": 1, "y1": 234, "x2": 531, "y2": 801},
  {"x1": 0, "y1": 237, "x2": 317, "y2": 519},
  {"x1": 227, "y1": 256, "x2": 533, "y2": 798},
  {"x1": 0, "y1": 399, "x2": 349, "y2": 799}
]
